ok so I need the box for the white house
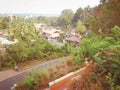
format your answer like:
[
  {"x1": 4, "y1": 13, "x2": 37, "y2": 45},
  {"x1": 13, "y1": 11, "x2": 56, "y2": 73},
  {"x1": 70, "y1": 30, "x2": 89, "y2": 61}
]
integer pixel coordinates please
[{"x1": 0, "y1": 37, "x2": 18, "y2": 45}]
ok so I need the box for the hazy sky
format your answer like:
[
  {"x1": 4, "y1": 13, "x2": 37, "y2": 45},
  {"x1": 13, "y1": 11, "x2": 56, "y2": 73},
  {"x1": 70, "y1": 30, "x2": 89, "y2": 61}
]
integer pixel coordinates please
[{"x1": 0, "y1": 0, "x2": 100, "y2": 14}]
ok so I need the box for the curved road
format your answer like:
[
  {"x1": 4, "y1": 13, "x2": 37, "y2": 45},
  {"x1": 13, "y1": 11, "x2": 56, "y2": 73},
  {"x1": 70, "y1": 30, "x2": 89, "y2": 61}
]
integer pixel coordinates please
[{"x1": 0, "y1": 57, "x2": 67, "y2": 90}]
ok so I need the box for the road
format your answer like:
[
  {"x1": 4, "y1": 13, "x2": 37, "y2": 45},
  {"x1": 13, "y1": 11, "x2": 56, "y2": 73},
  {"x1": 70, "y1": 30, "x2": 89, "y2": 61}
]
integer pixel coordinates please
[{"x1": 0, "y1": 57, "x2": 67, "y2": 90}]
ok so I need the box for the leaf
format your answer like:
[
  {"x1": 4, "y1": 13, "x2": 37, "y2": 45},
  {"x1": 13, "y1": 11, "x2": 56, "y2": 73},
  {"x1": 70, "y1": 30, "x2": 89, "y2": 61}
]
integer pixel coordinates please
[{"x1": 111, "y1": 63, "x2": 119, "y2": 68}]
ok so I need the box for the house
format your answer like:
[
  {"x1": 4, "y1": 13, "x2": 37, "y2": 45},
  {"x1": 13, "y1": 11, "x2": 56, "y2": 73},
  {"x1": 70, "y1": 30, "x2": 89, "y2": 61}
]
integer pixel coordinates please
[
  {"x1": 42, "y1": 28, "x2": 62, "y2": 40},
  {"x1": 0, "y1": 38, "x2": 18, "y2": 45},
  {"x1": 0, "y1": 36, "x2": 18, "y2": 45},
  {"x1": 65, "y1": 35, "x2": 80, "y2": 45}
]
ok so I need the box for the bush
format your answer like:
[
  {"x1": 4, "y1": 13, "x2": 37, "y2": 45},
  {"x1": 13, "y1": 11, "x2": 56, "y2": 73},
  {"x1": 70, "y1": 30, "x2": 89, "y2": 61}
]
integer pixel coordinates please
[
  {"x1": 34, "y1": 69, "x2": 50, "y2": 90},
  {"x1": 72, "y1": 26, "x2": 120, "y2": 89},
  {"x1": 22, "y1": 76, "x2": 35, "y2": 86},
  {"x1": 1, "y1": 34, "x2": 66, "y2": 69},
  {"x1": 16, "y1": 76, "x2": 35, "y2": 90}
]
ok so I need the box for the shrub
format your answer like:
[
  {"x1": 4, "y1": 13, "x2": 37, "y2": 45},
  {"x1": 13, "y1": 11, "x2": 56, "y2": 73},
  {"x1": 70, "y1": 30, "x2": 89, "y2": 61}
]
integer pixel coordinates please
[
  {"x1": 72, "y1": 26, "x2": 120, "y2": 89},
  {"x1": 16, "y1": 76, "x2": 35, "y2": 90},
  {"x1": 22, "y1": 76, "x2": 35, "y2": 86}
]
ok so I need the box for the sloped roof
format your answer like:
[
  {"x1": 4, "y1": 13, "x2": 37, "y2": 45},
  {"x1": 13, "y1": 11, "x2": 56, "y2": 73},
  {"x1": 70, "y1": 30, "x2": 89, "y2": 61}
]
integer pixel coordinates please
[
  {"x1": 65, "y1": 36, "x2": 80, "y2": 43},
  {"x1": 42, "y1": 28, "x2": 61, "y2": 35}
]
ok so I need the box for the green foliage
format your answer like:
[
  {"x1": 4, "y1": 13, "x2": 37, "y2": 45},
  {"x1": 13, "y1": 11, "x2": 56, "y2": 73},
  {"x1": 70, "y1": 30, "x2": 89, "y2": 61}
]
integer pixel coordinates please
[
  {"x1": 76, "y1": 29, "x2": 120, "y2": 90},
  {"x1": 84, "y1": 0, "x2": 120, "y2": 34},
  {"x1": 19, "y1": 76, "x2": 35, "y2": 90},
  {"x1": 72, "y1": 8, "x2": 84, "y2": 23},
  {"x1": 104, "y1": 37, "x2": 115, "y2": 44},
  {"x1": 6, "y1": 42, "x2": 32, "y2": 62},
  {"x1": 16, "y1": 60, "x2": 71, "y2": 90},
  {"x1": 111, "y1": 26, "x2": 120, "y2": 40},
  {"x1": 57, "y1": 9, "x2": 74, "y2": 28},
  {"x1": 63, "y1": 29, "x2": 70, "y2": 33},
  {"x1": 0, "y1": 24, "x2": 2, "y2": 29},
  {"x1": 106, "y1": 73, "x2": 120, "y2": 90},
  {"x1": 61, "y1": 43, "x2": 76, "y2": 55},
  {"x1": 22, "y1": 76, "x2": 35, "y2": 86},
  {"x1": 33, "y1": 69, "x2": 50, "y2": 89},
  {"x1": 4, "y1": 37, "x2": 65, "y2": 64},
  {"x1": 73, "y1": 26, "x2": 120, "y2": 89},
  {"x1": 2, "y1": 16, "x2": 11, "y2": 29},
  {"x1": 0, "y1": 17, "x2": 66, "y2": 69},
  {"x1": 74, "y1": 26, "x2": 120, "y2": 61},
  {"x1": 36, "y1": 16, "x2": 57, "y2": 26},
  {"x1": 74, "y1": 35, "x2": 110, "y2": 61},
  {"x1": 16, "y1": 26, "x2": 120, "y2": 90},
  {"x1": 72, "y1": 6, "x2": 94, "y2": 25},
  {"x1": 106, "y1": 73, "x2": 115, "y2": 90},
  {"x1": 0, "y1": 16, "x2": 11, "y2": 29},
  {"x1": 75, "y1": 20, "x2": 85, "y2": 33}
]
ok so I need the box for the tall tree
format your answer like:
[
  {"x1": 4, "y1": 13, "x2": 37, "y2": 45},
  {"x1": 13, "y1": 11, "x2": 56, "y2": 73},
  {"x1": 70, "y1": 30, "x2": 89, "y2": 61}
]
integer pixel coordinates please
[
  {"x1": 72, "y1": 6, "x2": 94, "y2": 25},
  {"x1": 8, "y1": 17, "x2": 37, "y2": 43},
  {"x1": 84, "y1": 0, "x2": 120, "y2": 34},
  {"x1": 0, "y1": 17, "x2": 3, "y2": 29},
  {"x1": 2, "y1": 16, "x2": 11, "y2": 29},
  {"x1": 72, "y1": 8, "x2": 84, "y2": 24},
  {"x1": 100, "y1": 0, "x2": 108, "y2": 4},
  {"x1": 57, "y1": 9, "x2": 74, "y2": 28}
]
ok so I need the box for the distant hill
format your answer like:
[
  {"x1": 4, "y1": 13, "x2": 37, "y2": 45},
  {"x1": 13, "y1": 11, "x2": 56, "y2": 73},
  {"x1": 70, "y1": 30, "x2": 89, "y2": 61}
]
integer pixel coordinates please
[{"x1": 0, "y1": 13, "x2": 60, "y2": 17}]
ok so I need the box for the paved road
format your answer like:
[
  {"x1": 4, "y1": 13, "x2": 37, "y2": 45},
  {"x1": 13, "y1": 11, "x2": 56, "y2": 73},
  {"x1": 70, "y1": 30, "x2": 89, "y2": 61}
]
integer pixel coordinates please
[{"x1": 0, "y1": 57, "x2": 67, "y2": 90}]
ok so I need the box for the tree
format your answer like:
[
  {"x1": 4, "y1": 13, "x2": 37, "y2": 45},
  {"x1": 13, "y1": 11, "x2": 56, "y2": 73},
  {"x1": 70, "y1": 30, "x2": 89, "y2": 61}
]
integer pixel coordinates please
[
  {"x1": 72, "y1": 8, "x2": 84, "y2": 24},
  {"x1": 100, "y1": 0, "x2": 108, "y2": 4},
  {"x1": 8, "y1": 17, "x2": 37, "y2": 43},
  {"x1": 72, "y1": 6, "x2": 94, "y2": 25},
  {"x1": 75, "y1": 20, "x2": 85, "y2": 33},
  {"x1": 2, "y1": 16, "x2": 11, "y2": 29},
  {"x1": 37, "y1": 16, "x2": 47, "y2": 23},
  {"x1": 84, "y1": 0, "x2": 120, "y2": 34},
  {"x1": 0, "y1": 17, "x2": 3, "y2": 29},
  {"x1": 57, "y1": 9, "x2": 74, "y2": 28}
]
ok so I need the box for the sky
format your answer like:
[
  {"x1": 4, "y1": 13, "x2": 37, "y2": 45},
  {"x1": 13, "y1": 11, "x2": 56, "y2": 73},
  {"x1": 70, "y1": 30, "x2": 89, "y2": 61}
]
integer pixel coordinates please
[{"x1": 0, "y1": 0, "x2": 100, "y2": 14}]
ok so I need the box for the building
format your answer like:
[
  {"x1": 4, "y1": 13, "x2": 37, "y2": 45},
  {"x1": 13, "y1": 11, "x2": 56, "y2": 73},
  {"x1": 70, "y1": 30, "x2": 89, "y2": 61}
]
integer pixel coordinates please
[
  {"x1": 42, "y1": 28, "x2": 62, "y2": 40},
  {"x1": 65, "y1": 35, "x2": 80, "y2": 45}
]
